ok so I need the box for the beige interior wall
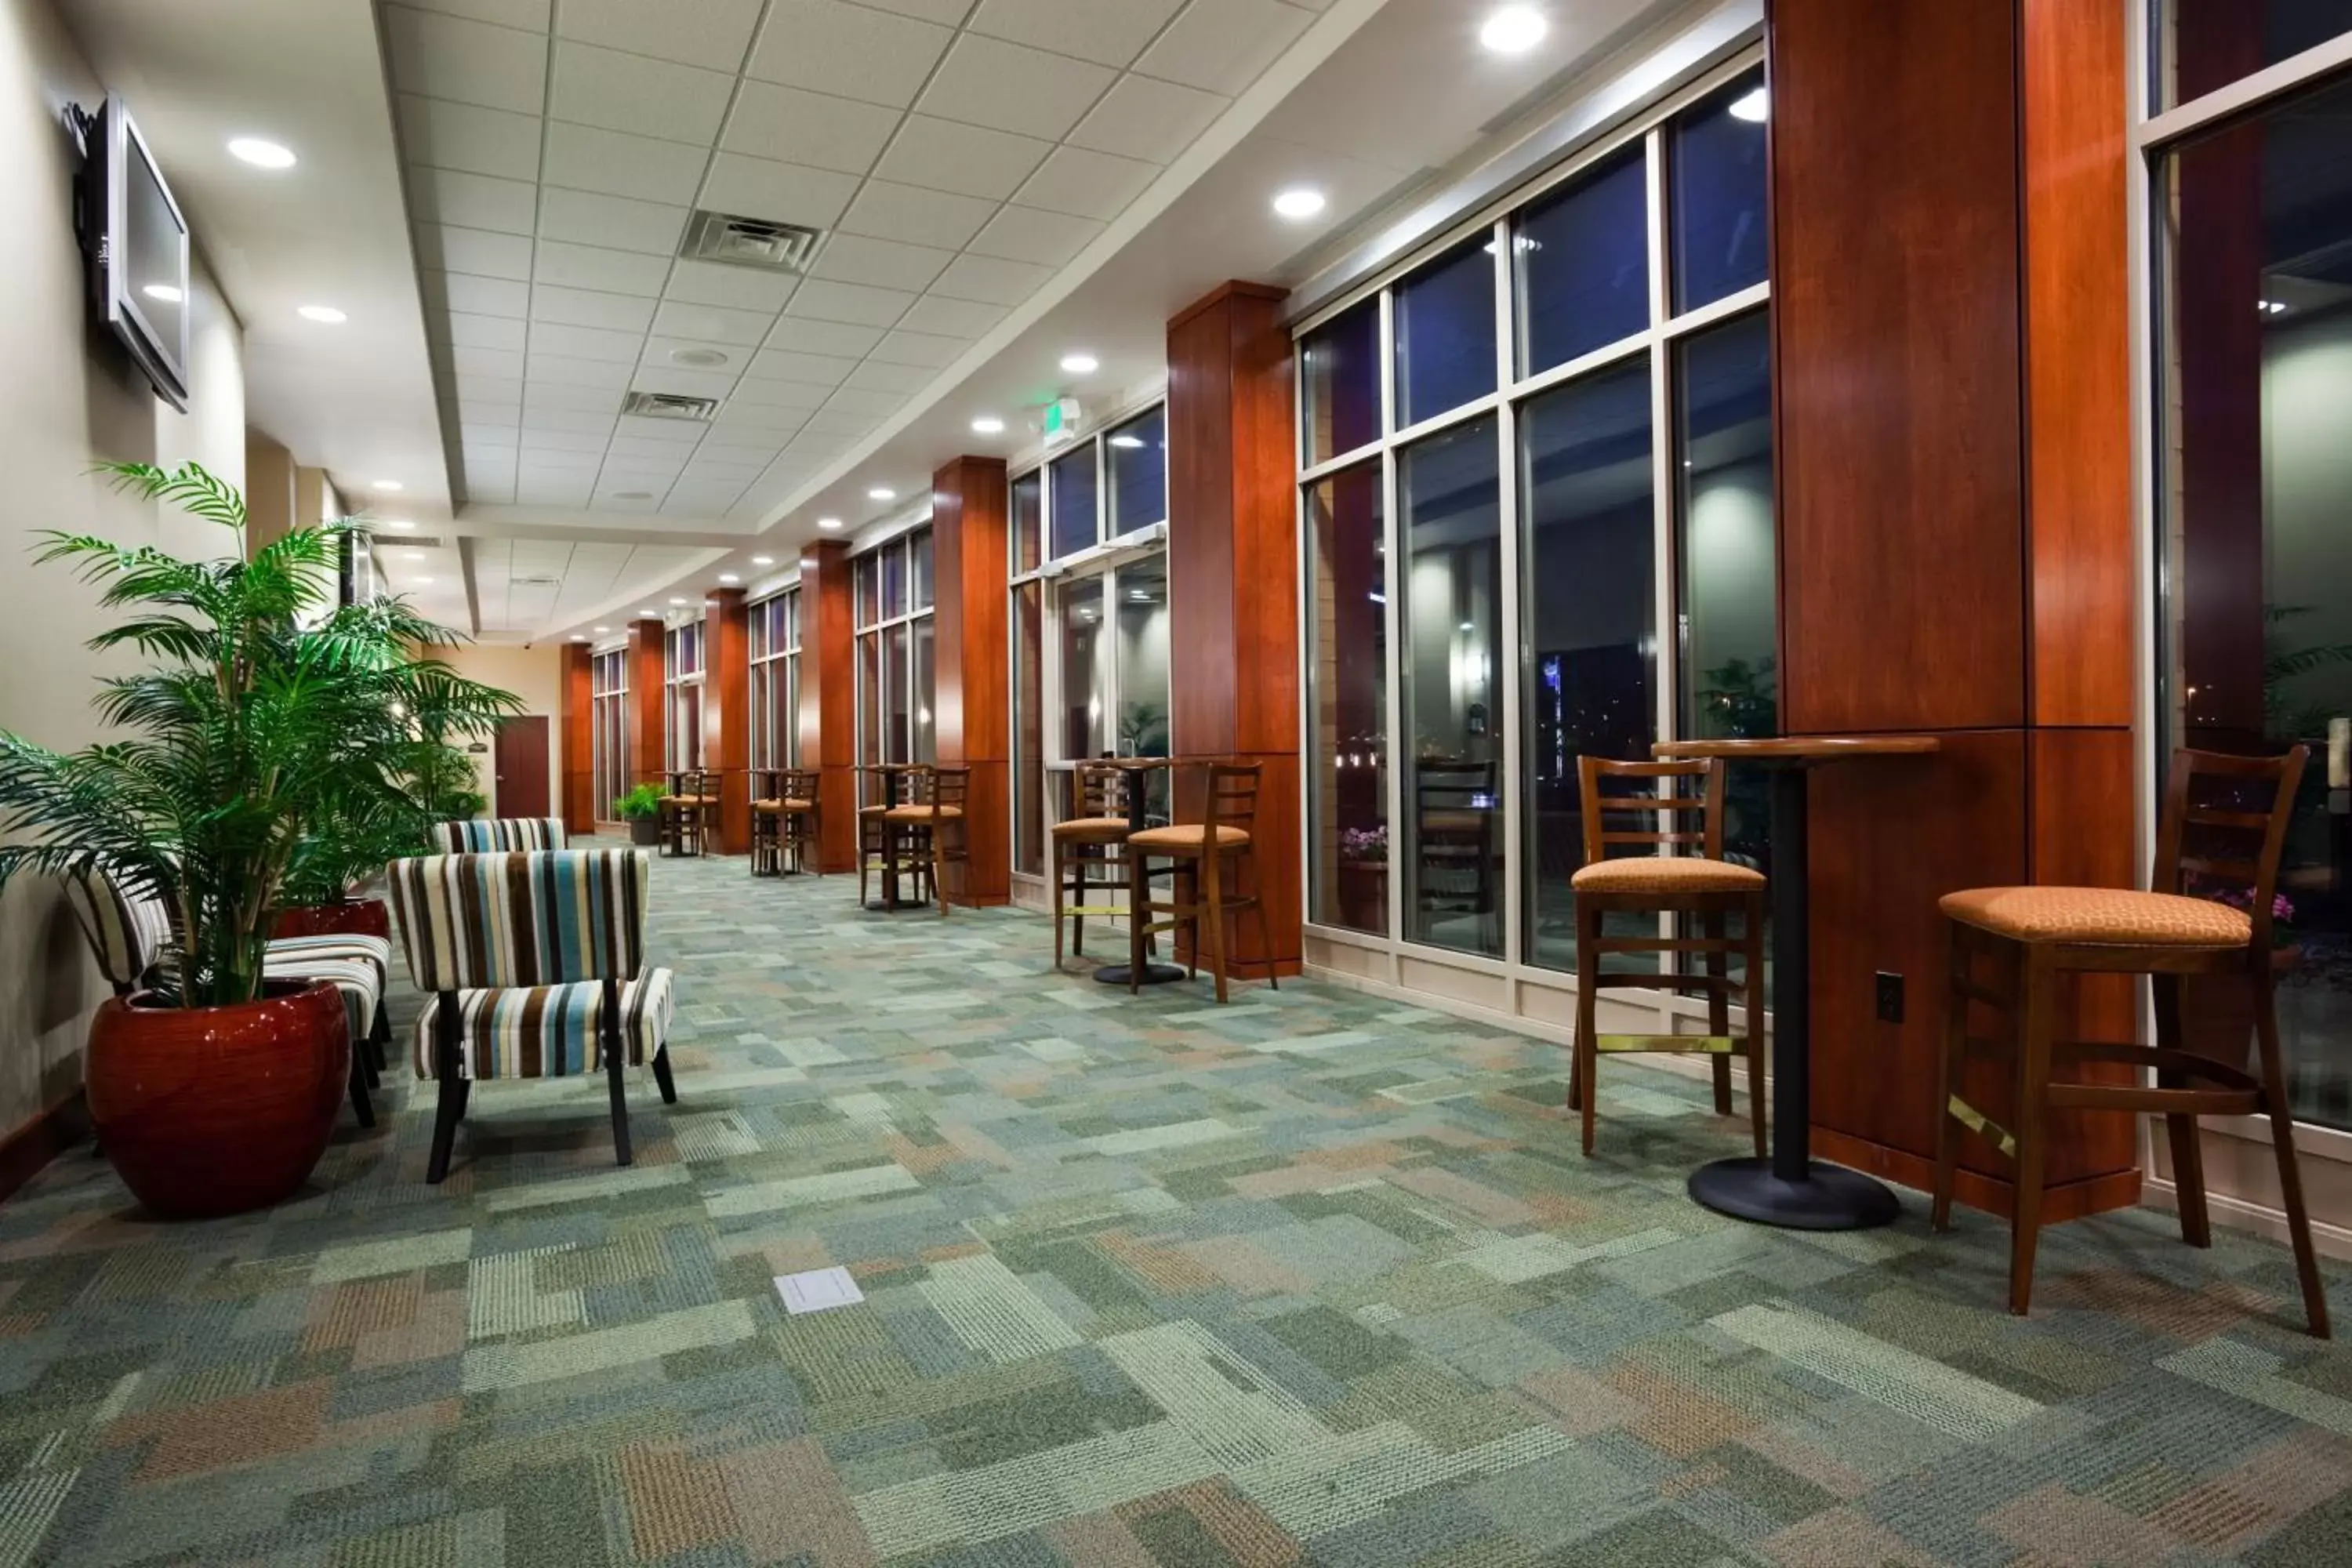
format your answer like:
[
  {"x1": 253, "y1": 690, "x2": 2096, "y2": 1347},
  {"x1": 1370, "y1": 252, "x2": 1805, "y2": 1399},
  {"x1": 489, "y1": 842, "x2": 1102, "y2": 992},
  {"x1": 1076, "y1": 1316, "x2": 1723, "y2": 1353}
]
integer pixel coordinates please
[
  {"x1": 0, "y1": 0, "x2": 248, "y2": 1145},
  {"x1": 419, "y1": 644, "x2": 564, "y2": 820}
]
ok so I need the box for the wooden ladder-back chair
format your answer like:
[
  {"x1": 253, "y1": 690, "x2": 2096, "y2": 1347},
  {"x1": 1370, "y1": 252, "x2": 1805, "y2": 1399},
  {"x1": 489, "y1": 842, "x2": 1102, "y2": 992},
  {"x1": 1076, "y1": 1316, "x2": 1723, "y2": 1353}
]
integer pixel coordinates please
[
  {"x1": 1051, "y1": 761, "x2": 1133, "y2": 967},
  {"x1": 1129, "y1": 761, "x2": 1276, "y2": 1004},
  {"x1": 887, "y1": 765, "x2": 970, "y2": 916}
]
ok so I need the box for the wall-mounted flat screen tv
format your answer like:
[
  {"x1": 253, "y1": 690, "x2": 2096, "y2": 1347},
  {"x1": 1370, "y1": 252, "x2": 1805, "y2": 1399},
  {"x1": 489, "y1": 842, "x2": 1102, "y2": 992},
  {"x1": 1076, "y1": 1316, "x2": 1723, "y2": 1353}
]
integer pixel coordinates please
[{"x1": 85, "y1": 98, "x2": 191, "y2": 411}]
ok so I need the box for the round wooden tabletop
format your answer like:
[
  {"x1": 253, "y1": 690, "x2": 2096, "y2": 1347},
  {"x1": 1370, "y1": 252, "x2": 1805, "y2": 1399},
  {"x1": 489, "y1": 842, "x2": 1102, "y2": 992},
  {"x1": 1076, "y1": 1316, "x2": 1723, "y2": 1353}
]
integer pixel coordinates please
[
  {"x1": 1653, "y1": 736, "x2": 1941, "y2": 763},
  {"x1": 1099, "y1": 756, "x2": 1176, "y2": 771}
]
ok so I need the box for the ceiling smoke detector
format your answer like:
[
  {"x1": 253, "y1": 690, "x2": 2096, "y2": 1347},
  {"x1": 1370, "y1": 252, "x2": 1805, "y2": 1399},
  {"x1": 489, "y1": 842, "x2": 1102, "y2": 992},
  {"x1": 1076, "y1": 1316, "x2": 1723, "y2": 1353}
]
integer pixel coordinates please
[
  {"x1": 681, "y1": 209, "x2": 825, "y2": 273},
  {"x1": 622, "y1": 390, "x2": 719, "y2": 421}
]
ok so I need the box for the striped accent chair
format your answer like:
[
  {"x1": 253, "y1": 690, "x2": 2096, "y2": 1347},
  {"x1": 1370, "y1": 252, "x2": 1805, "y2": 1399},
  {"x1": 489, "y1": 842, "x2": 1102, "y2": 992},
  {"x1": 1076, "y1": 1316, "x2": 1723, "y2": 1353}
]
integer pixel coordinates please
[
  {"x1": 59, "y1": 866, "x2": 392, "y2": 1127},
  {"x1": 430, "y1": 818, "x2": 569, "y2": 854},
  {"x1": 385, "y1": 849, "x2": 677, "y2": 1182}
]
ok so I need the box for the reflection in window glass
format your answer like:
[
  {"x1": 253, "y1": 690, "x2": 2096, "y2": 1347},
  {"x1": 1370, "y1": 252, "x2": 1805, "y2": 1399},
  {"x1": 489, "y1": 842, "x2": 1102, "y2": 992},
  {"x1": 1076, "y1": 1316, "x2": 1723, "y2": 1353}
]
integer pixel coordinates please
[
  {"x1": 1671, "y1": 68, "x2": 1768, "y2": 313},
  {"x1": 1109, "y1": 408, "x2": 1167, "y2": 535},
  {"x1": 1058, "y1": 575, "x2": 1107, "y2": 760},
  {"x1": 911, "y1": 616, "x2": 935, "y2": 764},
  {"x1": 1013, "y1": 580, "x2": 1044, "y2": 875},
  {"x1": 2163, "y1": 74, "x2": 2352, "y2": 1128},
  {"x1": 1307, "y1": 463, "x2": 1388, "y2": 935},
  {"x1": 1011, "y1": 470, "x2": 1043, "y2": 574},
  {"x1": 2161, "y1": 0, "x2": 2352, "y2": 107},
  {"x1": 1115, "y1": 555, "x2": 1172, "y2": 824},
  {"x1": 1050, "y1": 446, "x2": 1097, "y2": 560},
  {"x1": 1303, "y1": 299, "x2": 1382, "y2": 464},
  {"x1": 1519, "y1": 143, "x2": 1648, "y2": 375},
  {"x1": 911, "y1": 528, "x2": 935, "y2": 612},
  {"x1": 855, "y1": 553, "x2": 877, "y2": 630},
  {"x1": 884, "y1": 622, "x2": 910, "y2": 765},
  {"x1": 880, "y1": 539, "x2": 907, "y2": 620},
  {"x1": 1520, "y1": 360, "x2": 1655, "y2": 973},
  {"x1": 1394, "y1": 238, "x2": 1496, "y2": 427},
  {"x1": 858, "y1": 631, "x2": 882, "y2": 797},
  {"x1": 1679, "y1": 311, "x2": 1777, "y2": 753},
  {"x1": 1400, "y1": 416, "x2": 1504, "y2": 957}
]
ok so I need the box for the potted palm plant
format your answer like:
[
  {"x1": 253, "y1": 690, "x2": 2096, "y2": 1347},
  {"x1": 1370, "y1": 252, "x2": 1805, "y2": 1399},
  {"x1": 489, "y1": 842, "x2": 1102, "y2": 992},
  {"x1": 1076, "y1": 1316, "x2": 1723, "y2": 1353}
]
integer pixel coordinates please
[
  {"x1": 616, "y1": 782, "x2": 665, "y2": 846},
  {"x1": 0, "y1": 463, "x2": 518, "y2": 1216}
]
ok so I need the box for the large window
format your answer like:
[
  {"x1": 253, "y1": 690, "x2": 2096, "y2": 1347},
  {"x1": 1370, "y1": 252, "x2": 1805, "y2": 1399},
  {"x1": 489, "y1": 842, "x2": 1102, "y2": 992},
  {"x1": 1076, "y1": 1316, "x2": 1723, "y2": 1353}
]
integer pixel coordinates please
[
  {"x1": 750, "y1": 587, "x2": 800, "y2": 772},
  {"x1": 663, "y1": 619, "x2": 702, "y2": 772},
  {"x1": 592, "y1": 648, "x2": 627, "y2": 818},
  {"x1": 855, "y1": 527, "x2": 934, "y2": 800},
  {"x1": 1296, "y1": 57, "x2": 1771, "y2": 982},
  {"x1": 2153, "y1": 60, "x2": 2352, "y2": 1130}
]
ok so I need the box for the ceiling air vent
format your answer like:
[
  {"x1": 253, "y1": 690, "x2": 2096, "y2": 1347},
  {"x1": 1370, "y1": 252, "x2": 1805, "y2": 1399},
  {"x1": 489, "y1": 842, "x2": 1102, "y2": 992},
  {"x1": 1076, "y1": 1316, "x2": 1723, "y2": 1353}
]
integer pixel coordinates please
[
  {"x1": 681, "y1": 209, "x2": 823, "y2": 273},
  {"x1": 622, "y1": 390, "x2": 718, "y2": 422},
  {"x1": 511, "y1": 575, "x2": 563, "y2": 590},
  {"x1": 370, "y1": 532, "x2": 445, "y2": 549}
]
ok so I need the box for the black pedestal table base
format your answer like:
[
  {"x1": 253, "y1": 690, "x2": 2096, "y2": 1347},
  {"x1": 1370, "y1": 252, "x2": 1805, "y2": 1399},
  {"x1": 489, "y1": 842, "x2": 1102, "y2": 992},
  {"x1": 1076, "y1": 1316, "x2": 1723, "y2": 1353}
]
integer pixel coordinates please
[
  {"x1": 1093, "y1": 961, "x2": 1187, "y2": 986},
  {"x1": 1687, "y1": 1157, "x2": 1901, "y2": 1229}
]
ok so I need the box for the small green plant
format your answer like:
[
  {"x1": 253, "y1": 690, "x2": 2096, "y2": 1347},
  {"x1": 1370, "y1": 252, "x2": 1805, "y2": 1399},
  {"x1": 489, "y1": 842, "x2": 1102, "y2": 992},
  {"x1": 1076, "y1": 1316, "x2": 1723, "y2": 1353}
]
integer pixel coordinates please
[{"x1": 615, "y1": 783, "x2": 664, "y2": 820}]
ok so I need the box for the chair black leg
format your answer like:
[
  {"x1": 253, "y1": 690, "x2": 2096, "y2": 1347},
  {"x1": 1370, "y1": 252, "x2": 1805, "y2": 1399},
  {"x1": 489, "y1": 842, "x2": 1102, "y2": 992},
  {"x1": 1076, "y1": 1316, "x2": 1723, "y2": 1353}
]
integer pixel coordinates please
[
  {"x1": 426, "y1": 993, "x2": 463, "y2": 1184},
  {"x1": 652, "y1": 1043, "x2": 677, "y2": 1105},
  {"x1": 347, "y1": 1056, "x2": 376, "y2": 1129},
  {"x1": 604, "y1": 978, "x2": 633, "y2": 1167},
  {"x1": 456, "y1": 1077, "x2": 472, "y2": 1122}
]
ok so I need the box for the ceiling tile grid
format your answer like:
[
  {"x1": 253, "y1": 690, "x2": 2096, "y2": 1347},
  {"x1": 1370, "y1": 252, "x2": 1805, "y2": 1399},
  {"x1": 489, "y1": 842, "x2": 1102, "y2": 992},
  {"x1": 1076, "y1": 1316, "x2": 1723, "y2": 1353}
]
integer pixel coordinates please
[{"x1": 383, "y1": 0, "x2": 1318, "y2": 520}]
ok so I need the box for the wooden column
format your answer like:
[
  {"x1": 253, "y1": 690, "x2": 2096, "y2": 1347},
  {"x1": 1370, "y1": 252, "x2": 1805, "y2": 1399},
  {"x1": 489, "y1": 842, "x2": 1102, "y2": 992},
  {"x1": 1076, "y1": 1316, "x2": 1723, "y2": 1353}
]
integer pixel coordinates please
[
  {"x1": 703, "y1": 587, "x2": 751, "y2": 854},
  {"x1": 933, "y1": 456, "x2": 1011, "y2": 904},
  {"x1": 1167, "y1": 281, "x2": 1301, "y2": 977},
  {"x1": 626, "y1": 617, "x2": 665, "y2": 790},
  {"x1": 1772, "y1": 0, "x2": 2140, "y2": 1219},
  {"x1": 797, "y1": 540, "x2": 858, "y2": 873},
  {"x1": 558, "y1": 642, "x2": 594, "y2": 835}
]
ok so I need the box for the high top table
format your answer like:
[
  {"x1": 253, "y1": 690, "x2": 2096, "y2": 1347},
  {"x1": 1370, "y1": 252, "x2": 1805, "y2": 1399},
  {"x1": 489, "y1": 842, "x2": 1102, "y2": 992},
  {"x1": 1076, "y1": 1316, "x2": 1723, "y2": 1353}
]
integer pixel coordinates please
[
  {"x1": 1652, "y1": 735, "x2": 1940, "y2": 1229},
  {"x1": 860, "y1": 764, "x2": 931, "y2": 912},
  {"x1": 1092, "y1": 756, "x2": 1184, "y2": 987}
]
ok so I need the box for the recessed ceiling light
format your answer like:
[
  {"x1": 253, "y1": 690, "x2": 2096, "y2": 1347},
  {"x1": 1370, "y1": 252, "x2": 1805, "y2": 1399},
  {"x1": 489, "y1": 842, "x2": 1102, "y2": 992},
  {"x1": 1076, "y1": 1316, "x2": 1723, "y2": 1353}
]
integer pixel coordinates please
[
  {"x1": 641, "y1": 608, "x2": 659, "y2": 616},
  {"x1": 718, "y1": 573, "x2": 739, "y2": 584},
  {"x1": 227, "y1": 137, "x2": 296, "y2": 170},
  {"x1": 1479, "y1": 5, "x2": 1547, "y2": 53},
  {"x1": 1729, "y1": 85, "x2": 1768, "y2": 123},
  {"x1": 669, "y1": 597, "x2": 689, "y2": 605},
  {"x1": 298, "y1": 305, "x2": 346, "y2": 324},
  {"x1": 868, "y1": 487, "x2": 895, "y2": 501},
  {"x1": 372, "y1": 480, "x2": 403, "y2": 493},
  {"x1": 1459, "y1": 620, "x2": 1475, "y2": 632},
  {"x1": 1060, "y1": 353, "x2": 1099, "y2": 375},
  {"x1": 403, "y1": 550, "x2": 426, "y2": 561},
  {"x1": 413, "y1": 576, "x2": 434, "y2": 586},
  {"x1": 141, "y1": 283, "x2": 183, "y2": 304},
  {"x1": 971, "y1": 416, "x2": 1005, "y2": 435},
  {"x1": 1273, "y1": 187, "x2": 1327, "y2": 220},
  {"x1": 670, "y1": 347, "x2": 729, "y2": 367},
  {"x1": 571, "y1": 634, "x2": 589, "y2": 642},
  {"x1": 383, "y1": 518, "x2": 416, "y2": 530},
  {"x1": 751, "y1": 554, "x2": 775, "y2": 566},
  {"x1": 2260, "y1": 298, "x2": 2288, "y2": 316},
  {"x1": 594, "y1": 626, "x2": 610, "y2": 633},
  {"x1": 818, "y1": 517, "x2": 843, "y2": 530},
  {"x1": 1109, "y1": 434, "x2": 1145, "y2": 448}
]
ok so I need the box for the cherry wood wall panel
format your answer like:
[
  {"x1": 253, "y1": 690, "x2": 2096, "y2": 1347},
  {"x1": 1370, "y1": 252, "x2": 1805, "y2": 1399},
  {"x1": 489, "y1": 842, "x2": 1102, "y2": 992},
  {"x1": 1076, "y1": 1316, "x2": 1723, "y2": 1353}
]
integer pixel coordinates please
[
  {"x1": 704, "y1": 588, "x2": 750, "y2": 855},
  {"x1": 797, "y1": 541, "x2": 858, "y2": 873},
  {"x1": 558, "y1": 642, "x2": 593, "y2": 836},
  {"x1": 1771, "y1": 0, "x2": 2026, "y2": 737},
  {"x1": 933, "y1": 456, "x2": 1011, "y2": 904},
  {"x1": 626, "y1": 617, "x2": 665, "y2": 791}
]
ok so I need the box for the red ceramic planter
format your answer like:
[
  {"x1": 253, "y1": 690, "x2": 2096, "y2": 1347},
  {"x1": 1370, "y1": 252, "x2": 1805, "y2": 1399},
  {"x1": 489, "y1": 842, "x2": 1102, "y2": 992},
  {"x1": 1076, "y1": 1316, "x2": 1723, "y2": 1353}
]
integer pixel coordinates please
[
  {"x1": 86, "y1": 980, "x2": 350, "y2": 1218},
  {"x1": 271, "y1": 898, "x2": 391, "y2": 942}
]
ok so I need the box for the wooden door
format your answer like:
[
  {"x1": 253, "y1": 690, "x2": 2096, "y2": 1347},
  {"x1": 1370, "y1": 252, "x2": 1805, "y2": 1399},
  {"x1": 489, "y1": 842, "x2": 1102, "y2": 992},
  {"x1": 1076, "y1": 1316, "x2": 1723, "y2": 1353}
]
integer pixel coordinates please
[{"x1": 492, "y1": 716, "x2": 551, "y2": 819}]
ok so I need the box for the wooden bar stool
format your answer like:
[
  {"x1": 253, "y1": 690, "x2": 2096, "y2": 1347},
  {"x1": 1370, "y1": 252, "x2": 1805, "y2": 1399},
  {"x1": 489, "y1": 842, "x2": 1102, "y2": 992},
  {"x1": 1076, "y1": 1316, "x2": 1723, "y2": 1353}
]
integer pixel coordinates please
[
  {"x1": 887, "y1": 765, "x2": 968, "y2": 916},
  {"x1": 659, "y1": 768, "x2": 713, "y2": 857},
  {"x1": 1127, "y1": 761, "x2": 1276, "y2": 1003},
  {"x1": 1567, "y1": 756, "x2": 1766, "y2": 1160},
  {"x1": 1933, "y1": 746, "x2": 2329, "y2": 1336},
  {"x1": 858, "y1": 765, "x2": 919, "y2": 910},
  {"x1": 749, "y1": 768, "x2": 783, "y2": 876},
  {"x1": 778, "y1": 768, "x2": 821, "y2": 876},
  {"x1": 1051, "y1": 762, "x2": 1133, "y2": 968}
]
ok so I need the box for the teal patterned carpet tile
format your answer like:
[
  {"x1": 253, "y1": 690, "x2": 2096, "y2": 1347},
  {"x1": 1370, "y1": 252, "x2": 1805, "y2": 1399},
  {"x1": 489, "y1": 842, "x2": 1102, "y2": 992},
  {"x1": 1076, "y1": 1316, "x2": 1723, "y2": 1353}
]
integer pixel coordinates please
[{"x1": 2, "y1": 849, "x2": 2349, "y2": 1566}]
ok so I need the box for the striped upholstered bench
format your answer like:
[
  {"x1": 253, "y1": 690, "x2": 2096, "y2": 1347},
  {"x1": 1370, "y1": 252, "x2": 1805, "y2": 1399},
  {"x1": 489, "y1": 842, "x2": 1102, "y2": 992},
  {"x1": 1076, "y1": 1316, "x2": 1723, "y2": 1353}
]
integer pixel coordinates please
[
  {"x1": 430, "y1": 818, "x2": 568, "y2": 853},
  {"x1": 60, "y1": 867, "x2": 393, "y2": 1127},
  {"x1": 386, "y1": 849, "x2": 677, "y2": 1183}
]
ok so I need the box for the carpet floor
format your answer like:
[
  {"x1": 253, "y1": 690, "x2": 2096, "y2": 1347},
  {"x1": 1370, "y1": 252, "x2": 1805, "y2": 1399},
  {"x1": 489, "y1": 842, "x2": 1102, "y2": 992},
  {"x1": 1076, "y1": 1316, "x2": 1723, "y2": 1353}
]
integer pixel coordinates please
[{"x1": 2, "y1": 851, "x2": 2350, "y2": 1567}]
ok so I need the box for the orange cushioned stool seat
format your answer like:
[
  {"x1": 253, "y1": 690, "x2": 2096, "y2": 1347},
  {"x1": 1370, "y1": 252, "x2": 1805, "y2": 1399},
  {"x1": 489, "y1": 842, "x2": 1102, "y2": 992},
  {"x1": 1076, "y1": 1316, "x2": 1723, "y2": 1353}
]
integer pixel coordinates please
[
  {"x1": 1570, "y1": 856, "x2": 1764, "y2": 895},
  {"x1": 1939, "y1": 886, "x2": 2250, "y2": 947},
  {"x1": 1130, "y1": 823, "x2": 1250, "y2": 853}
]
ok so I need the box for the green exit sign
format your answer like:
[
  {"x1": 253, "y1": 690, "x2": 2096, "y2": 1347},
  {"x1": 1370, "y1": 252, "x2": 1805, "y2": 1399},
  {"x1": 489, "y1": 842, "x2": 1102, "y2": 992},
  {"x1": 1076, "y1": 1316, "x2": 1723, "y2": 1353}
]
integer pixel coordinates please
[{"x1": 1043, "y1": 397, "x2": 1082, "y2": 443}]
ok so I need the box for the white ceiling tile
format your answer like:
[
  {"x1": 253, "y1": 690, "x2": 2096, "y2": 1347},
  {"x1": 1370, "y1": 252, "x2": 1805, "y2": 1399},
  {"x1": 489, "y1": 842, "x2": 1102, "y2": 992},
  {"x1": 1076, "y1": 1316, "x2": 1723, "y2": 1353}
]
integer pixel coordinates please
[
  {"x1": 665, "y1": 258, "x2": 800, "y2": 313},
  {"x1": 699, "y1": 154, "x2": 859, "y2": 227},
  {"x1": 521, "y1": 408, "x2": 619, "y2": 435},
  {"x1": 538, "y1": 187, "x2": 690, "y2": 254},
  {"x1": 517, "y1": 471, "x2": 598, "y2": 506},
  {"x1": 785, "y1": 279, "x2": 916, "y2": 328},
  {"x1": 401, "y1": 0, "x2": 550, "y2": 27},
  {"x1": 448, "y1": 344, "x2": 528, "y2": 378},
  {"x1": 713, "y1": 402, "x2": 812, "y2": 433},
  {"x1": 526, "y1": 353, "x2": 638, "y2": 389},
  {"x1": 745, "y1": 0, "x2": 956, "y2": 108},
  {"x1": 650, "y1": 299, "x2": 776, "y2": 346},
  {"x1": 804, "y1": 405, "x2": 885, "y2": 434},
  {"x1": 438, "y1": 271, "x2": 532, "y2": 317},
  {"x1": 398, "y1": 93, "x2": 543, "y2": 180},
  {"x1": 440, "y1": 310, "x2": 530, "y2": 350},
  {"x1": 806, "y1": 234, "x2": 954, "y2": 292},
  {"x1": 967, "y1": 0, "x2": 1188, "y2": 67},
  {"x1": 409, "y1": 165, "x2": 538, "y2": 234},
  {"x1": 384, "y1": 5, "x2": 547, "y2": 113},
  {"x1": 528, "y1": 320, "x2": 646, "y2": 362},
  {"x1": 550, "y1": 40, "x2": 734, "y2": 144},
  {"x1": 592, "y1": 489, "x2": 664, "y2": 510},
  {"x1": 531, "y1": 285, "x2": 659, "y2": 332},
  {"x1": 614, "y1": 423, "x2": 707, "y2": 449},
  {"x1": 916, "y1": 34, "x2": 1116, "y2": 141},
  {"x1": 964, "y1": 204, "x2": 1102, "y2": 267},
  {"x1": 554, "y1": 0, "x2": 764, "y2": 71},
  {"x1": 630, "y1": 365, "x2": 742, "y2": 399},
  {"x1": 723, "y1": 81, "x2": 902, "y2": 175},
  {"x1": 764, "y1": 317, "x2": 885, "y2": 358},
  {"x1": 534, "y1": 239, "x2": 673, "y2": 296},
  {"x1": 453, "y1": 372, "x2": 524, "y2": 406},
  {"x1": 417, "y1": 223, "x2": 535, "y2": 280},
  {"x1": 929, "y1": 252, "x2": 1053, "y2": 306},
  {"x1": 461, "y1": 414, "x2": 518, "y2": 439},
  {"x1": 1134, "y1": 0, "x2": 1312, "y2": 94},
  {"x1": 1013, "y1": 144, "x2": 1157, "y2": 220},
  {"x1": 786, "y1": 430, "x2": 857, "y2": 457},
  {"x1": 843, "y1": 359, "x2": 935, "y2": 393},
  {"x1": 519, "y1": 445, "x2": 607, "y2": 468},
  {"x1": 728, "y1": 377, "x2": 832, "y2": 412},
  {"x1": 895, "y1": 295, "x2": 1005, "y2": 336},
  {"x1": 750, "y1": 348, "x2": 862, "y2": 384},
  {"x1": 695, "y1": 440, "x2": 786, "y2": 462},
  {"x1": 640, "y1": 337, "x2": 754, "y2": 375},
  {"x1": 665, "y1": 482, "x2": 752, "y2": 514},
  {"x1": 543, "y1": 122, "x2": 712, "y2": 205},
  {"x1": 681, "y1": 457, "x2": 770, "y2": 479},
  {"x1": 867, "y1": 328, "x2": 970, "y2": 368},
  {"x1": 837, "y1": 180, "x2": 1000, "y2": 251},
  {"x1": 873, "y1": 114, "x2": 1051, "y2": 201},
  {"x1": 1066, "y1": 74, "x2": 1226, "y2": 162},
  {"x1": 524, "y1": 382, "x2": 626, "y2": 414},
  {"x1": 608, "y1": 435, "x2": 697, "y2": 460}
]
